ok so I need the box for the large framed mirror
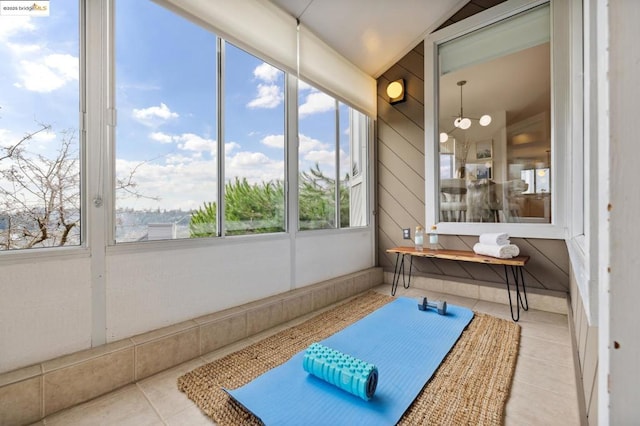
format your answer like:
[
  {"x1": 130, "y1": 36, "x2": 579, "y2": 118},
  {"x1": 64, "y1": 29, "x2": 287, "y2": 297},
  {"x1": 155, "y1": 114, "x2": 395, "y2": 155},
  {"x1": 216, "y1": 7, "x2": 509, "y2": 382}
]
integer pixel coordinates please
[{"x1": 425, "y1": 0, "x2": 566, "y2": 238}]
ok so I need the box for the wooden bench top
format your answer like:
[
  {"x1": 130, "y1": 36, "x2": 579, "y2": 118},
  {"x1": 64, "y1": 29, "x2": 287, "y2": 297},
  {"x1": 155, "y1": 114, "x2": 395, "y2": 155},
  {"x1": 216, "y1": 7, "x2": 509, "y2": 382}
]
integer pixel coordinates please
[{"x1": 386, "y1": 246, "x2": 529, "y2": 267}]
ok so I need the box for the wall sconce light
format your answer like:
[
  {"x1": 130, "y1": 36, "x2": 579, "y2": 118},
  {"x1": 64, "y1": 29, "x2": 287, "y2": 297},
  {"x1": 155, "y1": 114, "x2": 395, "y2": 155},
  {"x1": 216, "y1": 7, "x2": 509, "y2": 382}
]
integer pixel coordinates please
[{"x1": 387, "y1": 79, "x2": 405, "y2": 104}]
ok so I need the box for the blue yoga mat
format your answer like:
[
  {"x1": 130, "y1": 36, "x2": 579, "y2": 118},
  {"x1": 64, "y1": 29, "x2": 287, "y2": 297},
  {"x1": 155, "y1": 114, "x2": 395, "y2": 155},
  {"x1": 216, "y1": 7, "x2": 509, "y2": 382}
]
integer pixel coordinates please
[{"x1": 225, "y1": 297, "x2": 474, "y2": 426}]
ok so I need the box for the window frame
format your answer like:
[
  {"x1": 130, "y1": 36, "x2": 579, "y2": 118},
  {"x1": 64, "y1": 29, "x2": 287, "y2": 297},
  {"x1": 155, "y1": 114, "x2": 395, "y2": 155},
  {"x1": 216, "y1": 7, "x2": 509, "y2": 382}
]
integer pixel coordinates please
[
  {"x1": 0, "y1": 0, "x2": 85, "y2": 254},
  {"x1": 107, "y1": 0, "x2": 372, "y2": 248},
  {"x1": 220, "y1": 40, "x2": 288, "y2": 237},
  {"x1": 296, "y1": 80, "x2": 370, "y2": 232},
  {"x1": 342, "y1": 106, "x2": 370, "y2": 228},
  {"x1": 424, "y1": 0, "x2": 569, "y2": 239}
]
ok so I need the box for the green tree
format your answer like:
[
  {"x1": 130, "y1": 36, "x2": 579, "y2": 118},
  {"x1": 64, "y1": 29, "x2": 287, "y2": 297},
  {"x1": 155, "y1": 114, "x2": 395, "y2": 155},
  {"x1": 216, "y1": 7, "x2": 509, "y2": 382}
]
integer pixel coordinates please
[
  {"x1": 298, "y1": 163, "x2": 350, "y2": 230},
  {"x1": 189, "y1": 164, "x2": 350, "y2": 237},
  {"x1": 189, "y1": 177, "x2": 285, "y2": 237},
  {"x1": 225, "y1": 177, "x2": 284, "y2": 234},
  {"x1": 189, "y1": 201, "x2": 217, "y2": 238}
]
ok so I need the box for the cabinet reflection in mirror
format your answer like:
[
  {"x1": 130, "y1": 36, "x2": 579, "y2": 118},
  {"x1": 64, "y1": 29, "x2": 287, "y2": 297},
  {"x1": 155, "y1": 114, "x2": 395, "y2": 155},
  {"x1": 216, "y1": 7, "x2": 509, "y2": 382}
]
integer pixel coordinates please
[{"x1": 437, "y1": 3, "x2": 551, "y2": 224}]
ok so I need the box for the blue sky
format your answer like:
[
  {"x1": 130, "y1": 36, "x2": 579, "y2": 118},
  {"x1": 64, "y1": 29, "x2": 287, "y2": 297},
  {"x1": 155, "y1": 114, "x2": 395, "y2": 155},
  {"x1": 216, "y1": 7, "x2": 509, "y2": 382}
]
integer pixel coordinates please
[
  {"x1": 115, "y1": 0, "x2": 349, "y2": 211},
  {"x1": 0, "y1": 0, "x2": 351, "y2": 212},
  {"x1": 0, "y1": 3, "x2": 78, "y2": 161}
]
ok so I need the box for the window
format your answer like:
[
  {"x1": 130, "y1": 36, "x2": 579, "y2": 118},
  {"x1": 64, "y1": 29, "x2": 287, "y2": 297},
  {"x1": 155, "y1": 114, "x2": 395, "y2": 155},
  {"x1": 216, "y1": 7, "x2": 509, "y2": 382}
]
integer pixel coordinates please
[
  {"x1": 425, "y1": 1, "x2": 566, "y2": 238},
  {"x1": 342, "y1": 106, "x2": 369, "y2": 228},
  {"x1": 0, "y1": 0, "x2": 81, "y2": 250},
  {"x1": 298, "y1": 82, "x2": 338, "y2": 230},
  {"x1": 114, "y1": 1, "x2": 370, "y2": 242},
  {"x1": 298, "y1": 82, "x2": 369, "y2": 230},
  {"x1": 223, "y1": 42, "x2": 286, "y2": 235},
  {"x1": 437, "y1": 4, "x2": 551, "y2": 224},
  {"x1": 115, "y1": 0, "x2": 218, "y2": 242}
]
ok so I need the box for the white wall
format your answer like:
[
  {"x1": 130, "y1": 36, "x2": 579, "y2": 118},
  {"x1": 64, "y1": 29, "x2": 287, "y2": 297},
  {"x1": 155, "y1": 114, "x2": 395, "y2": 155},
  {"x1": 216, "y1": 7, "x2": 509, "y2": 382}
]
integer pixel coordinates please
[
  {"x1": 0, "y1": 254, "x2": 92, "y2": 373},
  {"x1": 0, "y1": 228, "x2": 374, "y2": 373},
  {"x1": 295, "y1": 229, "x2": 374, "y2": 287},
  {"x1": 607, "y1": 0, "x2": 640, "y2": 422},
  {"x1": 105, "y1": 237, "x2": 292, "y2": 340}
]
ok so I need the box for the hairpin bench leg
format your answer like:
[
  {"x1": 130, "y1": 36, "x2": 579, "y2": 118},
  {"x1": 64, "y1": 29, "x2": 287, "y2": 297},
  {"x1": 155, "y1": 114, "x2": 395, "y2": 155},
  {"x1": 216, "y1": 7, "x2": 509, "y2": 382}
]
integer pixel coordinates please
[
  {"x1": 503, "y1": 265, "x2": 529, "y2": 321},
  {"x1": 391, "y1": 253, "x2": 413, "y2": 296},
  {"x1": 391, "y1": 253, "x2": 401, "y2": 296},
  {"x1": 514, "y1": 265, "x2": 529, "y2": 311},
  {"x1": 404, "y1": 255, "x2": 413, "y2": 290}
]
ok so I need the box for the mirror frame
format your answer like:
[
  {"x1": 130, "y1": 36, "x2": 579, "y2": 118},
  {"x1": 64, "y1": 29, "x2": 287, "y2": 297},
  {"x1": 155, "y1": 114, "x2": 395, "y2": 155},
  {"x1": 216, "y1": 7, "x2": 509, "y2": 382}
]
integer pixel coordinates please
[{"x1": 424, "y1": 0, "x2": 569, "y2": 239}]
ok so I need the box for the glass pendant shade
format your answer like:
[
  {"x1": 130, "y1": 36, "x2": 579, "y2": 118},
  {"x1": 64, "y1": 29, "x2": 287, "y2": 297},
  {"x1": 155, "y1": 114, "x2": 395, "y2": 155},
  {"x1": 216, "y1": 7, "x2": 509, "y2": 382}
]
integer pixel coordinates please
[
  {"x1": 440, "y1": 132, "x2": 449, "y2": 143},
  {"x1": 479, "y1": 114, "x2": 492, "y2": 126},
  {"x1": 459, "y1": 117, "x2": 471, "y2": 129}
]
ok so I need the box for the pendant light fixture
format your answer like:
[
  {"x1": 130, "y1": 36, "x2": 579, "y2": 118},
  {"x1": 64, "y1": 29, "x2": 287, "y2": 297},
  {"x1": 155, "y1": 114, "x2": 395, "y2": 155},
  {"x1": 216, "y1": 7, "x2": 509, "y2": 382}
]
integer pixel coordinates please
[{"x1": 440, "y1": 80, "x2": 492, "y2": 143}]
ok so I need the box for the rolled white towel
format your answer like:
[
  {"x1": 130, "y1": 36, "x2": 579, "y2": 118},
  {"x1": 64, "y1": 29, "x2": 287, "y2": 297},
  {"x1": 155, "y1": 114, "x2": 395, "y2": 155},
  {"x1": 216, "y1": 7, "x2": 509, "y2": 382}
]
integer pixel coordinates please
[
  {"x1": 473, "y1": 243, "x2": 520, "y2": 259},
  {"x1": 479, "y1": 232, "x2": 510, "y2": 246}
]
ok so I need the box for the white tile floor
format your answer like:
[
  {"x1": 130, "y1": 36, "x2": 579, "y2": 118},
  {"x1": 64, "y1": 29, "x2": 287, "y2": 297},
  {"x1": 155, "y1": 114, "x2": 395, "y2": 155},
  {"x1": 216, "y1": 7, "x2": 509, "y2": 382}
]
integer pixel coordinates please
[{"x1": 35, "y1": 284, "x2": 583, "y2": 425}]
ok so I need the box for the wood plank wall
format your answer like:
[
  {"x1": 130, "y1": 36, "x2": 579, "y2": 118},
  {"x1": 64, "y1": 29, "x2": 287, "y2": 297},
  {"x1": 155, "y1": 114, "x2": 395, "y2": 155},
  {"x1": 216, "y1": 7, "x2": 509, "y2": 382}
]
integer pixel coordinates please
[
  {"x1": 376, "y1": 42, "x2": 570, "y2": 294},
  {"x1": 570, "y1": 270, "x2": 598, "y2": 424}
]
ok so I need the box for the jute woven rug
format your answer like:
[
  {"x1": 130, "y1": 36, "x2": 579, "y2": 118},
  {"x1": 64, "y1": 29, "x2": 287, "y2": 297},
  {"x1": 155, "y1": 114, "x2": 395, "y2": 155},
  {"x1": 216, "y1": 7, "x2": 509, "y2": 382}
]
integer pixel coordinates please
[{"x1": 178, "y1": 291, "x2": 520, "y2": 425}]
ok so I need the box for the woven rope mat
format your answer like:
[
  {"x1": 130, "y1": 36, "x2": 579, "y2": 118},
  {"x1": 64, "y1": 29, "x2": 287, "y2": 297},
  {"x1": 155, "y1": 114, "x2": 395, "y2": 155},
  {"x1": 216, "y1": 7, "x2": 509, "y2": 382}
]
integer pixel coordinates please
[{"x1": 177, "y1": 291, "x2": 520, "y2": 425}]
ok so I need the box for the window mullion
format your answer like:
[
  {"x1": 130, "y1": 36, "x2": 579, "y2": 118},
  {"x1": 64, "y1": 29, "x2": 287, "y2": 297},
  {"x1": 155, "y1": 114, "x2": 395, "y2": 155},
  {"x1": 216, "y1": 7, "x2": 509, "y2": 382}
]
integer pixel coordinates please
[
  {"x1": 334, "y1": 100, "x2": 340, "y2": 228},
  {"x1": 217, "y1": 38, "x2": 225, "y2": 237}
]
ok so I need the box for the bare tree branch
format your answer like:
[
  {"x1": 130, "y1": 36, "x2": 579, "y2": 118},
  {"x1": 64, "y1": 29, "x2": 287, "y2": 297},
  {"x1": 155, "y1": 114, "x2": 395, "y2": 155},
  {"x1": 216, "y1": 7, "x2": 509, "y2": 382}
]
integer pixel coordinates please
[
  {"x1": 1, "y1": 125, "x2": 79, "y2": 249},
  {"x1": 0, "y1": 123, "x2": 52, "y2": 162},
  {"x1": 1, "y1": 121, "x2": 158, "y2": 250},
  {"x1": 116, "y1": 157, "x2": 161, "y2": 201}
]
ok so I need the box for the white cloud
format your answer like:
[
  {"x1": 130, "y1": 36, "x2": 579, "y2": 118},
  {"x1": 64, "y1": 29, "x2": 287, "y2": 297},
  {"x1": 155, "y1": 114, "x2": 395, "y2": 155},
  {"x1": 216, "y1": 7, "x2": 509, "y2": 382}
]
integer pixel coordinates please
[
  {"x1": 247, "y1": 84, "x2": 283, "y2": 109},
  {"x1": 114, "y1": 146, "x2": 285, "y2": 210},
  {"x1": 299, "y1": 133, "x2": 329, "y2": 153},
  {"x1": 298, "y1": 80, "x2": 313, "y2": 92},
  {"x1": 165, "y1": 153, "x2": 196, "y2": 165},
  {"x1": 149, "y1": 132, "x2": 217, "y2": 155},
  {"x1": 149, "y1": 132, "x2": 173, "y2": 144},
  {"x1": 298, "y1": 134, "x2": 339, "y2": 171},
  {"x1": 6, "y1": 41, "x2": 40, "y2": 54},
  {"x1": 13, "y1": 53, "x2": 79, "y2": 92},
  {"x1": 1, "y1": 17, "x2": 77, "y2": 94},
  {"x1": 115, "y1": 157, "x2": 218, "y2": 211},
  {"x1": 0, "y1": 128, "x2": 14, "y2": 147},
  {"x1": 31, "y1": 129, "x2": 56, "y2": 143},
  {"x1": 228, "y1": 151, "x2": 270, "y2": 167},
  {"x1": 45, "y1": 54, "x2": 78, "y2": 80},
  {"x1": 261, "y1": 134, "x2": 284, "y2": 148},
  {"x1": 226, "y1": 151, "x2": 284, "y2": 184},
  {"x1": 132, "y1": 103, "x2": 179, "y2": 126},
  {"x1": 253, "y1": 62, "x2": 280, "y2": 83},
  {"x1": 247, "y1": 60, "x2": 284, "y2": 109},
  {"x1": 0, "y1": 16, "x2": 35, "y2": 42},
  {"x1": 176, "y1": 133, "x2": 216, "y2": 155},
  {"x1": 299, "y1": 91, "x2": 335, "y2": 118},
  {"x1": 304, "y1": 149, "x2": 335, "y2": 166},
  {"x1": 0, "y1": 126, "x2": 55, "y2": 150},
  {"x1": 225, "y1": 141, "x2": 240, "y2": 154}
]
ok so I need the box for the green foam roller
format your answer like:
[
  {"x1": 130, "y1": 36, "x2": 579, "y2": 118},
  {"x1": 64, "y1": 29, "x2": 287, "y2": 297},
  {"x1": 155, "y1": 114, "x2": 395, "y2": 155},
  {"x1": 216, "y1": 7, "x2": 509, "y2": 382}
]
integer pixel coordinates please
[{"x1": 302, "y1": 342, "x2": 378, "y2": 401}]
